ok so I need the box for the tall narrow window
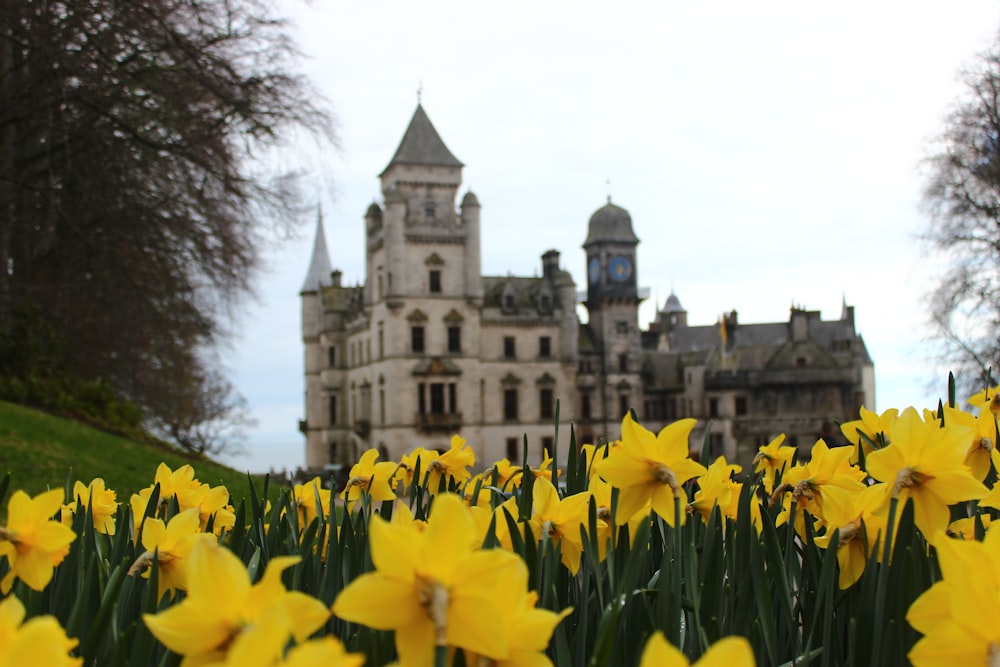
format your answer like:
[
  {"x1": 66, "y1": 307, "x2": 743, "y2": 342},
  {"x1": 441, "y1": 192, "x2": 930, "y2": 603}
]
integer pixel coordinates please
[
  {"x1": 618, "y1": 353, "x2": 628, "y2": 373},
  {"x1": 506, "y1": 438, "x2": 519, "y2": 463},
  {"x1": 580, "y1": 392, "x2": 592, "y2": 419},
  {"x1": 411, "y1": 326, "x2": 425, "y2": 353},
  {"x1": 418, "y1": 383, "x2": 426, "y2": 415},
  {"x1": 709, "y1": 397, "x2": 719, "y2": 418},
  {"x1": 539, "y1": 336, "x2": 551, "y2": 358},
  {"x1": 430, "y1": 383, "x2": 445, "y2": 415},
  {"x1": 378, "y1": 324, "x2": 384, "y2": 358},
  {"x1": 503, "y1": 336, "x2": 516, "y2": 359},
  {"x1": 429, "y1": 270, "x2": 441, "y2": 293},
  {"x1": 328, "y1": 395, "x2": 337, "y2": 425},
  {"x1": 539, "y1": 388, "x2": 554, "y2": 420},
  {"x1": 448, "y1": 326, "x2": 461, "y2": 353},
  {"x1": 735, "y1": 396, "x2": 748, "y2": 416},
  {"x1": 619, "y1": 394, "x2": 629, "y2": 418},
  {"x1": 327, "y1": 346, "x2": 336, "y2": 368},
  {"x1": 448, "y1": 383, "x2": 457, "y2": 414},
  {"x1": 379, "y1": 390, "x2": 385, "y2": 424},
  {"x1": 504, "y1": 389, "x2": 519, "y2": 420}
]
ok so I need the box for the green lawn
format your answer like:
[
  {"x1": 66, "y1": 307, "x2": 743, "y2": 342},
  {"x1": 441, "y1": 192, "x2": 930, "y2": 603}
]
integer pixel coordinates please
[{"x1": 0, "y1": 400, "x2": 284, "y2": 503}]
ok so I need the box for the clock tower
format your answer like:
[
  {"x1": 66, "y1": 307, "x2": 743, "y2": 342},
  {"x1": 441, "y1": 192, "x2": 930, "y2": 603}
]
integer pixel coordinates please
[{"x1": 582, "y1": 198, "x2": 643, "y2": 436}]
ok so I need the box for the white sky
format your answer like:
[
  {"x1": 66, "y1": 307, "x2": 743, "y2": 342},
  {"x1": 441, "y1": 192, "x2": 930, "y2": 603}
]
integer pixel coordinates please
[{"x1": 217, "y1": 0, "x2": 1000, "y2": 473}]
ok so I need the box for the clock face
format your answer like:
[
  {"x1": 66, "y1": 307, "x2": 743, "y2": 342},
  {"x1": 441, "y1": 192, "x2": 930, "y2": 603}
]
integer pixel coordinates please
[
  {"x1": 588, "y1": 257, "x2": 601, "y2": 283},
  {"x1": 609, "y1": 255, "x2": 632, "y2": 282}
]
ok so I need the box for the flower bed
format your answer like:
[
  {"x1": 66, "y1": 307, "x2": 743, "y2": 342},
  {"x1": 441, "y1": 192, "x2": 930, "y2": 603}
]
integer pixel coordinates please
[{"x1": 0, "y1": 381, "x2": 997, "y2": 666}]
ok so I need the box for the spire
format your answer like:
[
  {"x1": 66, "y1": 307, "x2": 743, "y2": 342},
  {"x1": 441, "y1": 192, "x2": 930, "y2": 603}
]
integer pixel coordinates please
[
  {"x1": 380, "y1": 105, "x2": 462, "y2": 175},
  {"x1": 300, "y1": 206, "x2": 333, "y2": 294}
]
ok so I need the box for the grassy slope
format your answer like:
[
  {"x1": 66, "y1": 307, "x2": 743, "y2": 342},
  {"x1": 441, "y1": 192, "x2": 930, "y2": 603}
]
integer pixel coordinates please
[{"x1": 0, "y1": 400, "x2": 283, "y2": 502}]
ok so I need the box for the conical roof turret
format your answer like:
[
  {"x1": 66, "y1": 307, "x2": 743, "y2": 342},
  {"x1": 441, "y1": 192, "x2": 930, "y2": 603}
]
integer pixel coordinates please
[{"x1": 300, "y1": 207, "x2": 333, "y2": 294}]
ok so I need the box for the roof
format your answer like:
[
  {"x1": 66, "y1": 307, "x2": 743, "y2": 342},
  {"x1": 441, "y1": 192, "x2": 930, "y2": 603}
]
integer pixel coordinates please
[
  {"x1": 584, "y1": 199, "x2": 639, "y2": 247},
  {"x1": 660, "y1": 316, "x2": 874, "y2": 366},
  {"x1": 300, "y1": 209, "x2": 333, "y2": 294},
  {"x1": 663, "y1": 292, "x2": 685, "y2": 313},
  {"x1": 381, "y1": 105, "x2": 463, "y2": 175}
]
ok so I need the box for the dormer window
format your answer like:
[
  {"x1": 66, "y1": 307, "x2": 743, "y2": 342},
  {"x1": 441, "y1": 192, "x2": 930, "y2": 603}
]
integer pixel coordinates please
[{"x1": 504, "y1": 294, "x2": 515, "y2": 310}]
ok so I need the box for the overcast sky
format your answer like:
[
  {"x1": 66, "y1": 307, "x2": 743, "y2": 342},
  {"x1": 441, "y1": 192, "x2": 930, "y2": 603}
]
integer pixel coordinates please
[{"x1": 217, "y1": 1, "x2": 1000, "y2": 473}]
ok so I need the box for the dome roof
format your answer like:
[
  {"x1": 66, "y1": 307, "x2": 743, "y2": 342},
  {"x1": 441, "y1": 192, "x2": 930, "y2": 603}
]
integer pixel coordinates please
[
  {"x1": 461, "y1": 191, "x2": 480, "y2": 207},
  {"x1": 663, "y1": 292, "x2": 685, "y2": 313},
  {"x1": 584, "y1": 199, "x2": 638, "y2": 247}
]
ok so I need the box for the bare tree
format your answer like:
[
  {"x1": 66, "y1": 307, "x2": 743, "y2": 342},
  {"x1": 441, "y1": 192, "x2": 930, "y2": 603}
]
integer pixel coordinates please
[
  {"x1": 923, "y1": 35, "x2": 1000, "y2": 396},
  {"x1": 0, "y1": 0, "x2": 334, "y2": 452}
]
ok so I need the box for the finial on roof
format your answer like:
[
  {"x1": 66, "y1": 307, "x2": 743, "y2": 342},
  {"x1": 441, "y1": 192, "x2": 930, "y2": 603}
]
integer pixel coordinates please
[
  {"x1": 605, "y1": 178, "x2": 611, "y2": 203},
  {"x1": 417, "y1": 81, "x2": 423, "y2": 104}
]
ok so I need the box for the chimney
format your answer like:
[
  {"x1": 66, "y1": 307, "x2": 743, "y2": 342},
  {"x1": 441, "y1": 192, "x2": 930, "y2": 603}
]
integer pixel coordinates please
[{"x1": 541, "y1": 249, "x2": 560, "y2": 281}]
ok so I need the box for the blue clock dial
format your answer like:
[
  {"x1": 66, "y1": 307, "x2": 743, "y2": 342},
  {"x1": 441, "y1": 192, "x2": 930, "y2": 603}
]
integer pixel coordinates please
[
  {"x1": 609, "y1": 256, "x2": 632, "y2": 282},
  {"x1": 588, "y1": 257, "x2": 601, "y2": 283}
]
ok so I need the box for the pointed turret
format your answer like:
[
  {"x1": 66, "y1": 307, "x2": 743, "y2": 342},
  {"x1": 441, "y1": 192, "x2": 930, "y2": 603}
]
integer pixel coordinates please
[
  {"x1": 300, "y1": 207, "x2": 333, "y2": 294},
  {"x1": 380, "y1": 104, "x2": 462, "y2": 175}
]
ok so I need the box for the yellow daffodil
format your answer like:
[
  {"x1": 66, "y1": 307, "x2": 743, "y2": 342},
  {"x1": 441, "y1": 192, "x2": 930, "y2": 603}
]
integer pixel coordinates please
[
  {"x1": 528, "y1": 476, "x2": 597, "y2": 575},
  {"x1": 690, "y1": 456, "x2": 741, "y2": 524},
  {"x1": 814, "y1": 484, "x2": 890, "y2": 588},
  {"x1": 463, "y1": 555, "x2": 571, "y2": 667},
  {"x1": 773, "y1": 438, "x2": 866, "y2": 537},
  {"x1": 981, "y1": 481, "x2": 1000, "y2": 511},
  {"x1": 143, "y1": 540, "x2": 329, "y2": 664},
  {"x1": 184, "y1": 483, "x2": 236, "y2": 534},
  {"x1": 398, "y1": 447, "x2": 435, "y2": 493},
  {"x1": 424, "y1": 435, "x2": 475, "y2": 493},
  {"x1": 64, "y1": 478, "x2": 118, "y2": 535},
  {"x1": 280, "y1": 637, "x2": 365, "y2": 667},
  {"x1": 0, "y1": 488, "x2": 77, "y2": 593},
  {"x1": 752, "y1": 434, "x2": 795, "y2": 495},
  {"x1": 341, "y1": 448, "x2": 398, "y2": 511},
  {"x1": 293, "y1": 476, "x2": 332, "y2": 528},
  {"x1": 489, "y1": 458, "x2": 524, "y2": 491},
  {"x1": 968, "y1": 384, "x2": 1000, "y2": 414},
  {"x1": 532, "y1": 448, "x2": 559, "y2": 483},
  {"x1": 865, "y1": 407, "x2": 988, "y2": 540},
  {"x1": 0, "y1": 595, "x2": 82, "y2": 667},
  {"x1": 943, "y1": 405, "x2": 1000, "y2": 481},
  {"x1": 639, "y1": 631, "x2": 755, "y2": 667},
  {"x1": 946, "y1": 513, "x2": 991, "y2": 540},
  {"x1": 333, "y1": 493, "x2": 523, "y2": 666},
  {"x1": 461, "y1": 475, "x2": 492, "y2": 509},
  {"x1": 129, "y1": 462, "x2": 202, "y2": 527},
  {"x1": 130, "y1": 507, "x2": 214, "y2": 598},
  {"x1": 840, "y1": 406, "x2": 898, "y2": 463},
  {"x1": 491, "y1": 496, "x2": 529, "y2": 552},
  {"x1": 907, "y1": 528, "x2": 1000, "y2": 666},
  {"x1": 592, "y1": 414, "x2": 706, "y2": 527}
]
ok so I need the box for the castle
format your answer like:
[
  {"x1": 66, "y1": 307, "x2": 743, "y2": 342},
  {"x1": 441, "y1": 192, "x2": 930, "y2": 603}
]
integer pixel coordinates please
[{"x1": 299, "y1": 105, "x2": 875, "y2": 468}]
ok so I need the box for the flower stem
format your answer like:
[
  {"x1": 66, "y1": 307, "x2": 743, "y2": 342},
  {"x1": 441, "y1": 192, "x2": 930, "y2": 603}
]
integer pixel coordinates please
[
  {"x1": 672, "y1": 494, "x2": 682, "y2": 647},
  {"x1": 870, "y1": 495, "x2": 899, "y2": 667}
]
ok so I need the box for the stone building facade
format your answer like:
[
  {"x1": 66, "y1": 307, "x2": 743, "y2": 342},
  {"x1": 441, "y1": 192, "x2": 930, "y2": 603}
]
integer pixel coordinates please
[{"x1": 300, "y1": 105, "x2": 875, "y2": 469}]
